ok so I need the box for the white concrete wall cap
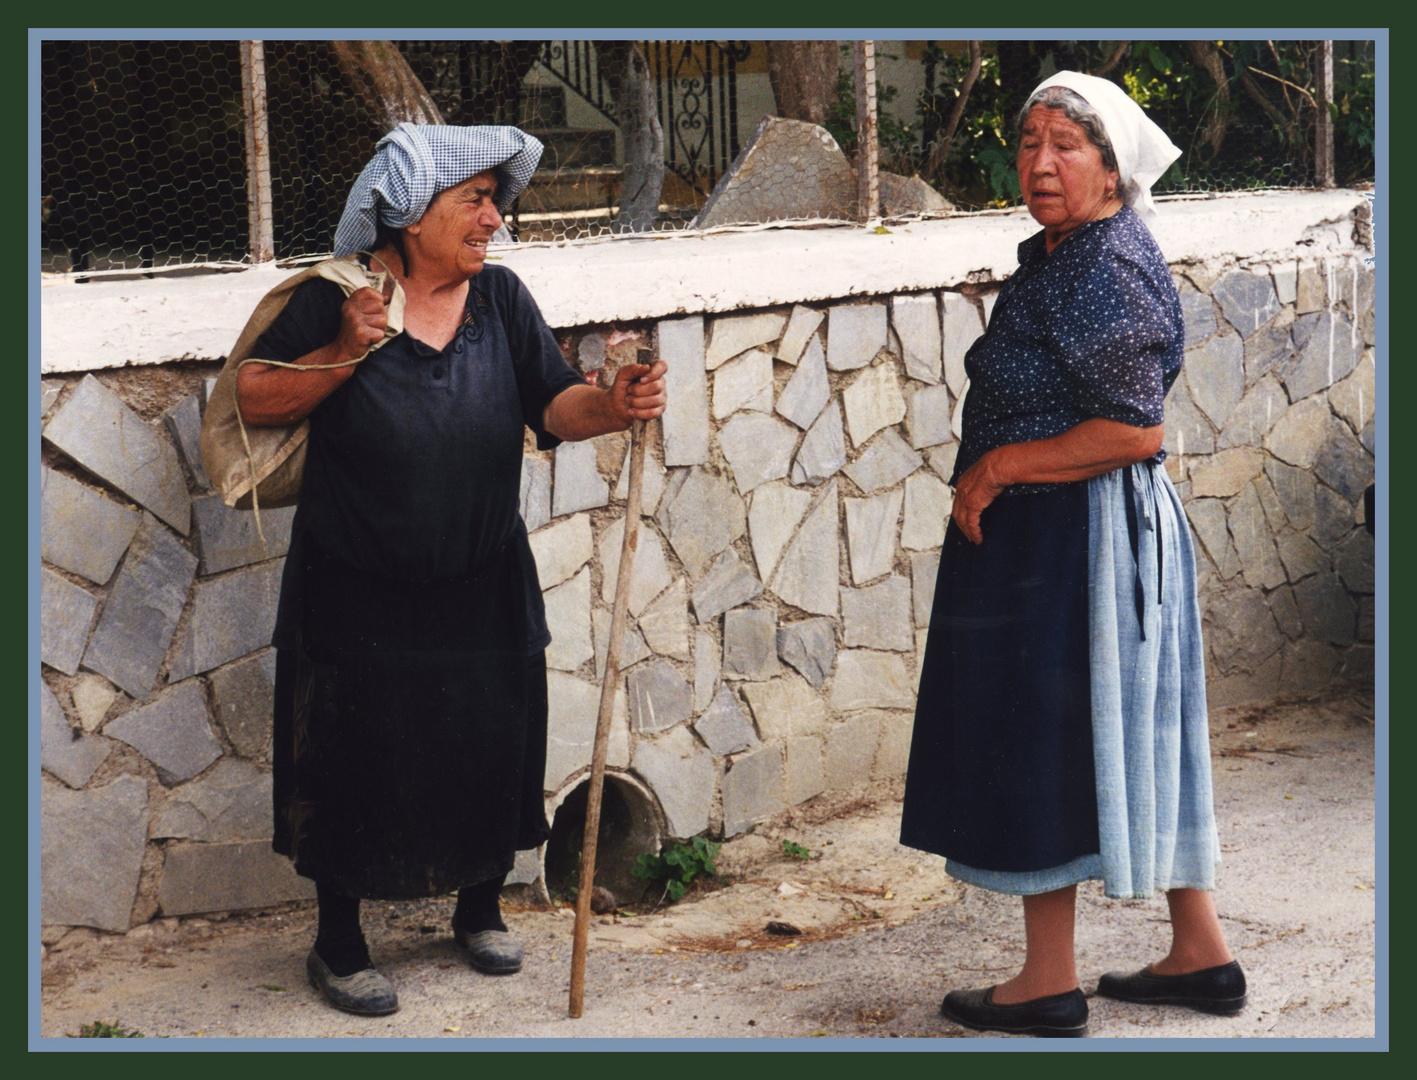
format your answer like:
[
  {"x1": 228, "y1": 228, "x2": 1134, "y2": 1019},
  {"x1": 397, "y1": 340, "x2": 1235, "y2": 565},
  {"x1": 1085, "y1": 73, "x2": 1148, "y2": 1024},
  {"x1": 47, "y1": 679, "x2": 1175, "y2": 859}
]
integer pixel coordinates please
[{"x1": 40, "y1": 190, "x2": 1371, "y2": 375}]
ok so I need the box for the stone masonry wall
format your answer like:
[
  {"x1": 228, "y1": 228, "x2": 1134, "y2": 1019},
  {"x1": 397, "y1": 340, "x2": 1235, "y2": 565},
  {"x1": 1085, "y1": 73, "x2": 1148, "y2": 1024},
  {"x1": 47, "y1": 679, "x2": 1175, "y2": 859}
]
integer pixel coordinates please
[
  {"x1": 39, "y1": 213, "x2": 1376, "y2": 932},
  {"x1": 1163, "y1": 259, "x2": 1374, "y2": 704}
]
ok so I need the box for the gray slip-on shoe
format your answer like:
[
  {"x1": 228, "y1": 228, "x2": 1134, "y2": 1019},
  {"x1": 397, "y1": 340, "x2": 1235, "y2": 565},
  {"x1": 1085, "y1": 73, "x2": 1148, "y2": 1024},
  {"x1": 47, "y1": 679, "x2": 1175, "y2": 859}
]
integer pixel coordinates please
[
  {"x1": 454, "y1": 926, "x2": 524, "y2": 974},
  {"x1": 306, "y1": 949, "x2": 399, "y2": 1016}
]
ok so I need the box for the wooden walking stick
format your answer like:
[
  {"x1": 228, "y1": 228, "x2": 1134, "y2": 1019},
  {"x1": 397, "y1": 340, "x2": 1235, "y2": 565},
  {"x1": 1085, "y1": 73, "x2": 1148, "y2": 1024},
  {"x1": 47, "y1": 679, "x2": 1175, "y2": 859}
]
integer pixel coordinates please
[{"x1": 569, "y1": 348, "x2": 654, "y2": 1019}]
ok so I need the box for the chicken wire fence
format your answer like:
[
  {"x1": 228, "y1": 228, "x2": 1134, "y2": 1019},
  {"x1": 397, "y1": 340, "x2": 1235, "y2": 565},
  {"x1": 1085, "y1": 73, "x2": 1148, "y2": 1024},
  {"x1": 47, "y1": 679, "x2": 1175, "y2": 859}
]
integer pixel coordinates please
[
  {"x1": 885, "y1": 39, "x2": 1375, "y2": 212},
  {"x1": 39, "y1": 39, "x2": 1375, "y2": 274}
]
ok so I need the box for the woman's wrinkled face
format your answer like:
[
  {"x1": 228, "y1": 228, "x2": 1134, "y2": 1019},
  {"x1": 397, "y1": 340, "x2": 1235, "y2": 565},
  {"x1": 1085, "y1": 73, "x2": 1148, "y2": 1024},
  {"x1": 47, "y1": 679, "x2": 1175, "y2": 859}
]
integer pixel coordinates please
[
  {"x1": 1017, "y1": 107, "x2": 1119, "y2": 247},
  {"x1": 405, "y1": 170, "x2": 502, "y2": 278}
]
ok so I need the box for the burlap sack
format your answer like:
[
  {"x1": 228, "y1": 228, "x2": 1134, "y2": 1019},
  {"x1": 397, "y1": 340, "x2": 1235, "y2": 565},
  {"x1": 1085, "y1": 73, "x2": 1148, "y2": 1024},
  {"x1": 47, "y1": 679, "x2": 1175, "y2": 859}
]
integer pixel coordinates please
[{"x1": 200, "y1": 255, "x2": 405, "y2": 511}]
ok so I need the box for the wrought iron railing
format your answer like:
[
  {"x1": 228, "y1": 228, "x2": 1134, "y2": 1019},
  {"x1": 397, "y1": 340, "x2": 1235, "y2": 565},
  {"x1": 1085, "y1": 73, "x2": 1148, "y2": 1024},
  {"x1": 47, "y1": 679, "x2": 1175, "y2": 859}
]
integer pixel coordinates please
[
  {"x1": 540, "y1": 41, "x2": 616, "y2": 126},
  {"x1": 647, "y1": 41, "x2": 751, "y2": 197},
  {"x1": 539, "y1": 40, "x2": 751, "y2": 197}
]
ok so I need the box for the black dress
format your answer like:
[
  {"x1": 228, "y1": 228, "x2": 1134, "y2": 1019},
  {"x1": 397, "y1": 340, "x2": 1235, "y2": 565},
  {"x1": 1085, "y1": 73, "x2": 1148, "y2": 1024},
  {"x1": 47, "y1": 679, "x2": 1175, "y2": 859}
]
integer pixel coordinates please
[
  {"x1": 899, "y1": 208, "x2": 1183, "y2": 882},
  {"x1": 259, "y1": 262, "x2": 583, "y2": 899}
]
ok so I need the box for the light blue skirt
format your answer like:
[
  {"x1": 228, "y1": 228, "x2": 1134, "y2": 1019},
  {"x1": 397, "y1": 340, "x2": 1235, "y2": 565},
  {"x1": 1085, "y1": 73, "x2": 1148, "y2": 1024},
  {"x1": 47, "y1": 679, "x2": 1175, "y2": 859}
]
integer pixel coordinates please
[{"x1": 946, "y1": 463, "x2": 1221, "y2": 899}]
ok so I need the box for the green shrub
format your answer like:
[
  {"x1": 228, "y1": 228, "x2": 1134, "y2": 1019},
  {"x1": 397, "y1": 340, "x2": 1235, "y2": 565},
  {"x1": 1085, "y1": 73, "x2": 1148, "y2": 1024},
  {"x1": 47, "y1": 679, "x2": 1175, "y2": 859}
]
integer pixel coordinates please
[
  {"x1": 78, "y1": 1020, "x2": 144, "y2": 1038},
  {"x1": 632, "y1": 835, "x2": 720, "y2": 903},
  {"x1": 782, "y1": 839, "x2": 812, "y2": 860}
]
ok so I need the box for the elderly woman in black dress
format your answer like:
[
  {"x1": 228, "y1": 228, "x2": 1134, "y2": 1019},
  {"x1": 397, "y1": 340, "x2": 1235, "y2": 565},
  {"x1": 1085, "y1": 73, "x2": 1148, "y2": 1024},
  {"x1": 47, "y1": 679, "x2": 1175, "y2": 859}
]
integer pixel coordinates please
[
  {"x1": 900, "y1": 73, "x2": 1245, "y2": 1037},
  {"x1": 236, "y1": 125, "x2": 667, "y2": 1015}
]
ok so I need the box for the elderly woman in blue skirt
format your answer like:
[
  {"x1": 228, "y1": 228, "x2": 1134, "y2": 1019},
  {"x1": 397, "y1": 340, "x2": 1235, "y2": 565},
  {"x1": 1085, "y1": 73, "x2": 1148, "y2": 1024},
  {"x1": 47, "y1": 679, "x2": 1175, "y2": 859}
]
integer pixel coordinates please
[{"x1": 900, "y1": 72, "x2": 1245, "y2": 1038}]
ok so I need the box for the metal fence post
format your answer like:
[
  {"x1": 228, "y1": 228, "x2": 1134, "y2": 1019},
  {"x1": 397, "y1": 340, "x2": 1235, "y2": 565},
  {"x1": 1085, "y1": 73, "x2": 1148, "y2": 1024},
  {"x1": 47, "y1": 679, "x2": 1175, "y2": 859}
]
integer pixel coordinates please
[
  {"x1": 1315, "y1": 40, "x2": 1336, "y2": 189},
  {"x1": 240, "y1": 40, "x2": 276, "y2": 262},
  {"x1": 853, "y1": 40, "x2": 880, "y2": 222}
]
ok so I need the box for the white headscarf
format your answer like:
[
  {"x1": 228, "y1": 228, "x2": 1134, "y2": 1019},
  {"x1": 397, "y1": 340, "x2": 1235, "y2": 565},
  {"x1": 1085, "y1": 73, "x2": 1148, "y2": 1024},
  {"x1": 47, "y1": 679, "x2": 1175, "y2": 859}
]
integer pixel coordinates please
[{"x1": 1032, "y1": 71, "x2": 1181, "y2": 224}]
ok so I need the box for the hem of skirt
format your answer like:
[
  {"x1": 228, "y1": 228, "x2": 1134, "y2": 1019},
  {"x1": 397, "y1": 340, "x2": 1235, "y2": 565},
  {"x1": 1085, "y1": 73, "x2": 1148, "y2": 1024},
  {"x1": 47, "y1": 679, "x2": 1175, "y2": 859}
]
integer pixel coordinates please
[
  {"x1": 1158, "y1": 880, "x2": 1217, "y2": 892},
  {"x1": 1110, "y1": 874, "x2": 1219, "y2": 900},
  {"x1": 288, "y1": 853, "x2": 517, "y2": 901},
  {"x1": 942, "y1": 861, "x2": 1220, "y2": 901},
  {"x1": 945, "y1": 853, "x2": 1103, "y2": 896}
]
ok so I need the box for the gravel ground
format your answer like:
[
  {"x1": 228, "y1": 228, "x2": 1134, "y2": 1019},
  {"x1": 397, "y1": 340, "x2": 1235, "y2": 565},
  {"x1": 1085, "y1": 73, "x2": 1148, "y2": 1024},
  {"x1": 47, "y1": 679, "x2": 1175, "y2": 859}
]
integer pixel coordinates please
[{"x1": 38, "y1": 685, "x2": 1377, "y2": 1042}]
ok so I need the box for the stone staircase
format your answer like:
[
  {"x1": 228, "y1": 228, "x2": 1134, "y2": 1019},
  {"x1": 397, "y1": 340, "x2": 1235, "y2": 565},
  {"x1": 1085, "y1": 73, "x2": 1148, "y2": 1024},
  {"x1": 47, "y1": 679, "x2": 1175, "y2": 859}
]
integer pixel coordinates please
[{"x1": 514, "y1": 83, "x2": 622, "y2": 223}]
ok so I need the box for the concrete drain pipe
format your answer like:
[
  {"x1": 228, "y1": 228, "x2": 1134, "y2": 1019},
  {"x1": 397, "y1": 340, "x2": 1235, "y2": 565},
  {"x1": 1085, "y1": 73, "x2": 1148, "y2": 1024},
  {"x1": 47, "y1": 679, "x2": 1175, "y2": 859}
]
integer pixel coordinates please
[{"x1": 512, "y1": 770, "x2": 664, "y2": 906}]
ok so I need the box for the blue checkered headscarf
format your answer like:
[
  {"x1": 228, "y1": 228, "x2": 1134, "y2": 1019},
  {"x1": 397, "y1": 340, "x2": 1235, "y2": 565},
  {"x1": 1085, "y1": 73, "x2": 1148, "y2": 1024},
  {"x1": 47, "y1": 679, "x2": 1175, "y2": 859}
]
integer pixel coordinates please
[{"x1": 332, "y1": 123, "x2": 543, "y2": 256}]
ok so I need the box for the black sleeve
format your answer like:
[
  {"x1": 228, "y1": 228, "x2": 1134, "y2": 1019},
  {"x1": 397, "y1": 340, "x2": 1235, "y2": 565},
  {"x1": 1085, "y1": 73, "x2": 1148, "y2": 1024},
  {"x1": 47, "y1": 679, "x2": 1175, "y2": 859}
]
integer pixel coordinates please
[
  {"x1": 251, "y1": 278, "x2": 346, "y2": 363},
  {"x1": 486, "y1": 267, "x2": 586, "y2": 450}
]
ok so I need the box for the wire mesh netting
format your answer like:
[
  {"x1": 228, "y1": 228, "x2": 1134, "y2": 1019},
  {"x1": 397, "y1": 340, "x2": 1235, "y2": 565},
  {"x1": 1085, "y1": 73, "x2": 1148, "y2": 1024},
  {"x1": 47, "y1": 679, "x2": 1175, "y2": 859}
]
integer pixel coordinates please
[
  {"x1": 39, "y1": 39, "x2": 1376, "y2": 274},
  {"x1": 844, "y1": 39, "x2": 1376, "y2": 212},
  {"x1": 40, "y1": 40, "x2": 250, "y2": 272},
  {"x1": 391, "y1": 41, "x2": 755, "y2": 242}
]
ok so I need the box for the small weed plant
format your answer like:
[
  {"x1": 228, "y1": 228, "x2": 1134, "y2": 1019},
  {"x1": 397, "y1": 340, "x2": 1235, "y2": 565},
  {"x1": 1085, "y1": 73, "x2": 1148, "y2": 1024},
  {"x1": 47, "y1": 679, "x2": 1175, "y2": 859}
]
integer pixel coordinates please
[
  {"x1": 782, "y1": 839, "x2": 812, "y2": 860},
  {"x1": 78, "y1": 1020, "x2": 144, "y2": 1038},
  {"x1": 632, "y1": 835, "x2": 720, "y2": 903}
]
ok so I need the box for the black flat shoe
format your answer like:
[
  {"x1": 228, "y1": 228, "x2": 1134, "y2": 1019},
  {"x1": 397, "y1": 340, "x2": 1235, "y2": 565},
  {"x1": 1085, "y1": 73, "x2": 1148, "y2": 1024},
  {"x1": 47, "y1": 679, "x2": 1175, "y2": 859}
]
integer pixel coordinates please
[
  {"x1": 939, "y1": 986, "x2": 1089, "y2": 1037},
  {"x1": 1096, "y1": 960, "x2": 1247, "y2": 1015}
]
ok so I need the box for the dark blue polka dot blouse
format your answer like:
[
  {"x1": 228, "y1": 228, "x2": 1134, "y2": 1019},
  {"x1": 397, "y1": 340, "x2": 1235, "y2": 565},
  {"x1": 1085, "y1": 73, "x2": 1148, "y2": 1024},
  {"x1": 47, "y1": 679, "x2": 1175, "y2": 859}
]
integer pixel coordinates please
[{"x1": 951, "y1": 205, "x2": 1183, "y2": 495}]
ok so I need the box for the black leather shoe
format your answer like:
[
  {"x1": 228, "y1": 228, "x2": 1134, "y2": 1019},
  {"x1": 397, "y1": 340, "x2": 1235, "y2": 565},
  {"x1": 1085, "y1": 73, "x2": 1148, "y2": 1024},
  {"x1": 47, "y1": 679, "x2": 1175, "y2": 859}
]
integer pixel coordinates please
[
  {"x1": 939, "y1": 986, "x2": 1089, "y2": 1037},
  {"x1": 1096, "y1": 960, "x2": 1247, "y2": 1015}
]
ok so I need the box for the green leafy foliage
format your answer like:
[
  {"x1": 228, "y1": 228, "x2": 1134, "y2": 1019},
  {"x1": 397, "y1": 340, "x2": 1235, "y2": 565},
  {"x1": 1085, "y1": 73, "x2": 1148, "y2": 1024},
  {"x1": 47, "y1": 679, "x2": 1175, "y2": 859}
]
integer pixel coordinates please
[
  {"x1": 824, "y1": 40, "x2": 1373, "y2": 209},
  {"x1": 824, "y1": 45, "x2": 920, "y2": 176},
  {"x1": 1332, "y1": 53, "x2": 1375, "y2": 184},
  {"x1": 973, "y1": 139, "x2": 1021, "y2": 205},
  {"x1": 632, "y1": 835, "x2": 721, "y2": 903},
  {"x1": 917, "y1": 46, "x2": 1018, "y2": 206},
  {"x1": 78, "y1": 1020, "x2": 145, "y2": 1038},
  {"x1": 781, "y1": 839, "x2": 812, "y2": 860}
]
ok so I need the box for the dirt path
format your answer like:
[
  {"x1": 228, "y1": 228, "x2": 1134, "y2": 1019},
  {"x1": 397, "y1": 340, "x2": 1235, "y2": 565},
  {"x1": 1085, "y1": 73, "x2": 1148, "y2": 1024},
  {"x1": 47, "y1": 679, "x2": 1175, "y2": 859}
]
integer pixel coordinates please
[{"x1": 39, "y1": 686, "x2": 1377, "y2": 1041}]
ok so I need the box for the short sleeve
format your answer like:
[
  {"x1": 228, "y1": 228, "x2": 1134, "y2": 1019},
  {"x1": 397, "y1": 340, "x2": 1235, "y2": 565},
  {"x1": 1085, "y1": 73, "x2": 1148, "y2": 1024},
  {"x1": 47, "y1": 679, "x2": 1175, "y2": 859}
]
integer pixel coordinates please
[
  {"x1": 1049, "y1": 249, "x2": 1180, "y2": 428},
  {"x1": 251, "y1": 277, "x2": 345, "y2": 363},
  {"x1": 487, "y1": 268, "x2": 585, "y2": 450}
]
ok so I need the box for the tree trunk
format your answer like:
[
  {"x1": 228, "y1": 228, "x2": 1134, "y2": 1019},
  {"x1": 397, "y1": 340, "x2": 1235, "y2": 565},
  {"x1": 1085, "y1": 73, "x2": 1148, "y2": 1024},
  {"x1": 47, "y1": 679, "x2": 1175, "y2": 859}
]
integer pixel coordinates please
[
  {"x1": 924, "y1": 41, "x2": 982, "y2": 182},
  {"x1": 599, "y1": 43, "x2": 664, "y2": 234},
  {"x1": 1094, "y1": 41, "x2": 1131, "y2": 77},
  {"x1": 1312, "y1": 41, "x2": 1335, "y2": 188},
  {"x1": 330, "y1": 40, "x2": 444, "y2": 132},
  {"x1": 454, "y1": 42, "x2": 545, "y2": 125},
  {"x1": 1185, "y1": 40, "x2": 1233, "y2": 159},
  {"x1": 766, "y1": 40, "x2": 839, "y2": 126}
]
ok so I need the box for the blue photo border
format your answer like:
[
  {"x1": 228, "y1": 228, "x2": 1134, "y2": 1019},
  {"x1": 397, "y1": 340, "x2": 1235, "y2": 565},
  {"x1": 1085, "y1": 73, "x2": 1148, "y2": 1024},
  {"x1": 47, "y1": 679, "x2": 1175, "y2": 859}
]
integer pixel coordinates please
[{"x1": 27, "y1": 25, "x2": 1390, "y2": 1054}]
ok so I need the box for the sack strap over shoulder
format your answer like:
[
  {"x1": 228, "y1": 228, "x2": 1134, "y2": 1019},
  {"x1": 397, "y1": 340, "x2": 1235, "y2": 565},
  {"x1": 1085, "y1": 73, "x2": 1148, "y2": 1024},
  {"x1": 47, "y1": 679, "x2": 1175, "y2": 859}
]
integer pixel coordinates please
[{"x1": 201, "y1": 253, "x2": 407, "y2": 546}]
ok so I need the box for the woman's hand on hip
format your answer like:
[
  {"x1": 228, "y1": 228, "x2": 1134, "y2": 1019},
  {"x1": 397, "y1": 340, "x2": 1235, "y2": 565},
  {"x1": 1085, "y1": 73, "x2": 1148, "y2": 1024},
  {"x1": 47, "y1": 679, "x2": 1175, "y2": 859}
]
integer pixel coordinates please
[
  {"x1": 610, "y1": 359, "x2": 669, "y2": 423},
  {"x1": 947, "y1": 420, "x2": 1165, "y2": 541},
  {"x1": 336, "y1": 286, "x2": 389, "y2": 361},
  {"x1": 951, "y1": 449, "x2": 1012, "y2": 545}
]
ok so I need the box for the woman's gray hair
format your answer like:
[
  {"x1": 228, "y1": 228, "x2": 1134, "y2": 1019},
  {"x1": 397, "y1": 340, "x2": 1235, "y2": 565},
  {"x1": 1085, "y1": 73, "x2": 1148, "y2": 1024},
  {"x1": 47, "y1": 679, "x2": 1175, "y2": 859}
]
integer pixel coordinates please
[{"x1": 1016, "y1": 85, "x2": 1118, "y2": 172}]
